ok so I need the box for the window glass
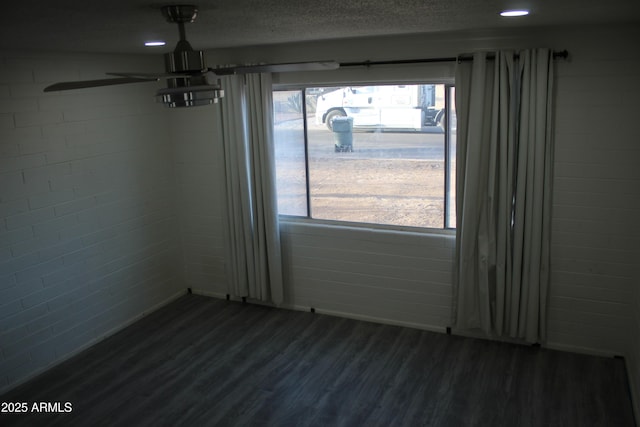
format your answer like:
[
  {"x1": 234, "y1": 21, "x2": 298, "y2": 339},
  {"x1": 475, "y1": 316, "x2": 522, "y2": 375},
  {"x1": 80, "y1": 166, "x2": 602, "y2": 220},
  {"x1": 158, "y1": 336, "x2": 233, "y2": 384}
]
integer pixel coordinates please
[
  {"x1": 446, "y1": 85, "x2": 457, "y2": 228},
  {"x1": 273, "y1": 90, "x2": 308, "y2": 216},
  {"x1": 274, "y1": 84, "x2": 455, "y2": 230}
]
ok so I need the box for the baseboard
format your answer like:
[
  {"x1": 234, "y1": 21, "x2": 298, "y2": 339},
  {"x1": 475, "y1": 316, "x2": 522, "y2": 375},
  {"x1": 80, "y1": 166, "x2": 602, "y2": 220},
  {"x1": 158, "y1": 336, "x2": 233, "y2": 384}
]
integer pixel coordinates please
[
  {"x1": 0, "y1": 289, "x2": 187, "y2": 396},
  {"x1": 190, "y1": 289, "x2": 448, "y2": 335},
  {"x1": 191, "y1": 289, "x2": 228, "y2": 299},
  {"x1": 297, "y1": 305, "x2": 448, "y2": 334},
  {"x1": 543, "y1": 341, "x2": 620, "y2": 358}
]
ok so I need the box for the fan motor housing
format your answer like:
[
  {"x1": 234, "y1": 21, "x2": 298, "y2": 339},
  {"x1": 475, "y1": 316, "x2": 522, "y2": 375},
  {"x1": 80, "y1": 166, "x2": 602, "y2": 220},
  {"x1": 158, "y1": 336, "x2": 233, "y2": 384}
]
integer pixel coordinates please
[{"x1": 165, "y1": 49, "x2": 205, "y2": 73}]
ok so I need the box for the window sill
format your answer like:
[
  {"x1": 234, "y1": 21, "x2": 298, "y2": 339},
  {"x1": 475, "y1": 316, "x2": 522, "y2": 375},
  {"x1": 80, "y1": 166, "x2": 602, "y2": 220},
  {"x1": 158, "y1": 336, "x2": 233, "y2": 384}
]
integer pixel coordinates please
[{"x1": 278, "y1": 215, "x2": 456, "y2": 238}]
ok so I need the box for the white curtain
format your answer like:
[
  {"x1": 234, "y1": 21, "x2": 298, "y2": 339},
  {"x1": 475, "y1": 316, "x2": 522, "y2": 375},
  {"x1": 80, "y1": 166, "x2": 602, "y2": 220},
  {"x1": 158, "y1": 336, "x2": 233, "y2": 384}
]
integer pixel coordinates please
[
  {"x1": 219, "y1": 73, "x2": 284, "y2": 305},
  {"x1": 453, "y1": 49, "x2": 554, "y2": 343}
]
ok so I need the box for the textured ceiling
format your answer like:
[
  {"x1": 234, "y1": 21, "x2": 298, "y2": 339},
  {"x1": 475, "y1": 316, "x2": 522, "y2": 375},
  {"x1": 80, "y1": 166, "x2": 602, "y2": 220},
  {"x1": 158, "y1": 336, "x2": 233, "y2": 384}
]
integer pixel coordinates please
[{"x1": 2, "y1": 0, "x2": 640, "y2": 54}]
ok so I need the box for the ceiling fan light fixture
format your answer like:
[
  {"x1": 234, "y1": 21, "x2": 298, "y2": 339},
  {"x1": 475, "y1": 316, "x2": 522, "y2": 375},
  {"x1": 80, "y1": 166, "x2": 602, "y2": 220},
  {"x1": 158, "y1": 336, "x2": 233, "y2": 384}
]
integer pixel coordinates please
[{"x1": 156, "y1": 84, "x2": 224, "y2": 108}]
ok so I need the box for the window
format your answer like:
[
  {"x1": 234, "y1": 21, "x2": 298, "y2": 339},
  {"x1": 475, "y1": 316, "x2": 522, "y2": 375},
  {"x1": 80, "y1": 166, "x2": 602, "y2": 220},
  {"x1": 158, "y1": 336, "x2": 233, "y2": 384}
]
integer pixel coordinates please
[{"x1": 273, "y1": 83, "x2": 456, "y2": 230}]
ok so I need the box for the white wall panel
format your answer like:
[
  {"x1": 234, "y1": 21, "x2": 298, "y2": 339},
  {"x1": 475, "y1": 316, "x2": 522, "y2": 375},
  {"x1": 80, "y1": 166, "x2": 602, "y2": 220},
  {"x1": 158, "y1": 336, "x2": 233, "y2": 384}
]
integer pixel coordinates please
[
  {"x1": 169, "y1": 107, "x2": 229, "y2": 297},
  {"x1": 278, "y1": 221, "x2": 455, "y2": 330},
  {"x1": 0, "y1": 51, "x2": 183, "y2": 393}
]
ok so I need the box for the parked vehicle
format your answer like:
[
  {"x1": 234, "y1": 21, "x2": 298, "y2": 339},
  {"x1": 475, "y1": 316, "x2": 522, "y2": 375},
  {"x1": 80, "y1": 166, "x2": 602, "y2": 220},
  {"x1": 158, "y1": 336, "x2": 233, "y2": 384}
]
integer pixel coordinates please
[{"x1": 315, "y1": 84, "x2": 445, "y2": 131}]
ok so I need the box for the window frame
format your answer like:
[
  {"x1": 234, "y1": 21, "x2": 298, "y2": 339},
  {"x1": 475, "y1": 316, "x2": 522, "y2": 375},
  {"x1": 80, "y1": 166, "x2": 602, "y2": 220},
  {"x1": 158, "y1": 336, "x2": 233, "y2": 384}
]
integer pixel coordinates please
[{"x1": 273, "y1": 80, "x2": 456, "y2": 234}]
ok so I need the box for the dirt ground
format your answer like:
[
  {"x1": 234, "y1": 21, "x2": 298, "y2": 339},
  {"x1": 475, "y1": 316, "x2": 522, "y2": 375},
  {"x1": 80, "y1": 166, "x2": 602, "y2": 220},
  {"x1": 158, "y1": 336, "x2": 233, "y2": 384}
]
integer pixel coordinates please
[
  {"x1": 302, "y1": 158, "x2": 444, "y2": 228},
  {"x1": 275, "y1": 122, "x2": 455, "y2": 229}
]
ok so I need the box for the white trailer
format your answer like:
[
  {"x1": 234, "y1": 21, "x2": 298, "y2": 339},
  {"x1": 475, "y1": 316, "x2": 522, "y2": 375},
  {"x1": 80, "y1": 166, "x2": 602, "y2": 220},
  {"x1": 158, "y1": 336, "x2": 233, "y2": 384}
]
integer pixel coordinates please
[{"x1": 315, "y1": 84, "x2": 445, "y2": 131}]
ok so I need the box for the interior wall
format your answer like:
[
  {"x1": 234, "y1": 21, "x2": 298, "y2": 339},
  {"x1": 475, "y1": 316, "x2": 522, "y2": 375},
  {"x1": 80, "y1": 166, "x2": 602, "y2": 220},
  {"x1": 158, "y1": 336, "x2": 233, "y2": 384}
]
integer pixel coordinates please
[
  {"x1": 279, "y1": 222, "x2": 455, "y2": 330},
  {"x1": 194, "y1": 23, "x2": 640, "y2": 357},
  {"x1": 548, "y1": 29, "x2": 639, "y2": 356},
  {"x1": 0, "y1": 51, "x2": 183, "y2": 393},
  {"x1": 169, "y1": 105, "x2": 228, "y2": 296}
]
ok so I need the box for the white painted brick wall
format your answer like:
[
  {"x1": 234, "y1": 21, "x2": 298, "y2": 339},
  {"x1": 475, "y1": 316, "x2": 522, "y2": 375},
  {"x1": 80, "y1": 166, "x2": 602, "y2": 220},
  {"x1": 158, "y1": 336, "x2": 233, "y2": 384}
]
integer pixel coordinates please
[
  {"x1": 0, "y1": 51, "x2": 183, "y2": 392},
  {"x1": 169, "y1": 107, "x2": 228, "y2": 297}
]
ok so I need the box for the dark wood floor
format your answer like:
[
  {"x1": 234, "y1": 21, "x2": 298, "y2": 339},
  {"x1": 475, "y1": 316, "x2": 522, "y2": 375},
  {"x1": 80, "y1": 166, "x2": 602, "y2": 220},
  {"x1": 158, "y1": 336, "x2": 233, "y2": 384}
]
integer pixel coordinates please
[{"x1": 1, "y1": 294, "x2": 636, "y2": 426}]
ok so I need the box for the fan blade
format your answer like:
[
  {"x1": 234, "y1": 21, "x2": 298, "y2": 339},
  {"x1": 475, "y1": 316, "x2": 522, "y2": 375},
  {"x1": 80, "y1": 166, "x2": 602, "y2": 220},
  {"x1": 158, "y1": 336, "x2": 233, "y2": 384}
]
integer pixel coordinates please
[
  {"x1": 106, "y1": 71, "x2": 194, "y2": 79},
  {"x1": 43, "y1": 77, "x2": 158, "y2": 92},
  {"x1": 211, "y1": 61, "x2": 339, "y2": 75}
]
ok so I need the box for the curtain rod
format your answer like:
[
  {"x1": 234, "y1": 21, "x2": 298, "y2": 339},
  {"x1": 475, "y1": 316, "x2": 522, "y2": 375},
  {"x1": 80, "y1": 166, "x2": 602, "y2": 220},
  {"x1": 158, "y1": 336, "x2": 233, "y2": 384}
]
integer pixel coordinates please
[{"x1": 340, "y1": 50, "x2": 568, "y2": 68}]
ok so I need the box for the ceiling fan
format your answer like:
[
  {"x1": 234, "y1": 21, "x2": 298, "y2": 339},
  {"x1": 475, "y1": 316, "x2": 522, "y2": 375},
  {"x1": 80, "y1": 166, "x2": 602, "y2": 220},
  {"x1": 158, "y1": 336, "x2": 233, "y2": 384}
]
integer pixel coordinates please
[{"x1": 43, "y1": 4, "x2": 339, "y2": 107}]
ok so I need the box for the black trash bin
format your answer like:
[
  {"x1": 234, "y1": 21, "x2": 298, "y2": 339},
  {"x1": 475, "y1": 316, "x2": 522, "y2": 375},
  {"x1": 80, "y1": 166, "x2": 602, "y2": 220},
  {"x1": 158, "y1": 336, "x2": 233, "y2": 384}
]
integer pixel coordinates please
[{"x1": 332, "y1": 116, "x2": 353, "y2": 152}]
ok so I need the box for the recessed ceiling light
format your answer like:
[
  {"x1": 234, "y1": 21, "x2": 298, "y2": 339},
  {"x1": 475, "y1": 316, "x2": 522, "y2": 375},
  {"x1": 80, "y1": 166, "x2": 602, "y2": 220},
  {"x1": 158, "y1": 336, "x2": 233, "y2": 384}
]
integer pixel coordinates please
[
  {"x1": 500, "y1": 10, "x2": 530, "y2": 17},
  {"x1": 144, "y1": 41, "x2": 166, "y2": 47}
]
